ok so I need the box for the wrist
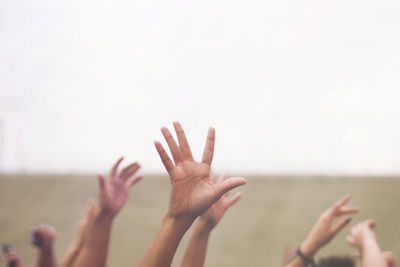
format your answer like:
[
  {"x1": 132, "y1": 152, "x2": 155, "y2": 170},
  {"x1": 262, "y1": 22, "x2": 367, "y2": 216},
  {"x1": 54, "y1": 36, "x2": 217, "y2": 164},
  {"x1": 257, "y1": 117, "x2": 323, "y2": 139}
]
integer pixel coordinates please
[
  {"x1": 96, "y1": 209, "x2": 115, "y2": 224},
  {"x1": 195, "y1": 218, "x2": 214, "y2": 235},
  {"x1": 162, "y1": 213, "x2": 194, "y2": 232},
  {"x1": 40, "y1": 241, "x2": 54, "y2": 251},
  {"x1": 360, "y1": 235, "x2": 379, "y2": 252},
  {"x1": 300, "y1": 238, "x2": 320, "y2": 258},
  {"x1": 296, "y1": 247, "x2": 317, "y2": 267}
]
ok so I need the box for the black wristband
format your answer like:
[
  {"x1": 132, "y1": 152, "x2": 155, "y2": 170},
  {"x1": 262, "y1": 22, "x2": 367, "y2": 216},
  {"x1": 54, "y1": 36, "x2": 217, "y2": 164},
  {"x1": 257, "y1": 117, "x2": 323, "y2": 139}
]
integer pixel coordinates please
[{"x1": 296, "y1": 247, "x2": 316, "y2": 267}]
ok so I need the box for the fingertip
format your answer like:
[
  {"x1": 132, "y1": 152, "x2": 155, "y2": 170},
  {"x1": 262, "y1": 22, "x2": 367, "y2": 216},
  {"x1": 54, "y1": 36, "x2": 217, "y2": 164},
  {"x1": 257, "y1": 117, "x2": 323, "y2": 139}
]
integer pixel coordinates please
[
  {"x1": 230, "y1": 177, "x2": 247, "y2": 187},
  {"x1": 208, "y1": 127, "x2": 215, "y2": 136},
  {"x1": 154, "y1": 141, "x2": 162, "y2": 149},
  {"x1": 238, "y1": 177, "x2": 247, "y2": 185},
  {"x1": 136, "y1": 175, "x2": 143, "y2": 183},
  {"x1": 350, "y1": 204, "x2": 360, "y2": 211},
  {"x1": 97, "y1": 174, "x2": 105, "y2": 187},
  {"x1": 136, "y1": 162, "x2": 142, "y2": 169},
  {"x1": 366, "y1": 219, "x2": 376, "y2": 228},
  {"x1": 115, "y1": 156, "x2": 124, "y2": 166},
  {"x1": 161, "y1": 127, "x2": 170, "y2": 135}
]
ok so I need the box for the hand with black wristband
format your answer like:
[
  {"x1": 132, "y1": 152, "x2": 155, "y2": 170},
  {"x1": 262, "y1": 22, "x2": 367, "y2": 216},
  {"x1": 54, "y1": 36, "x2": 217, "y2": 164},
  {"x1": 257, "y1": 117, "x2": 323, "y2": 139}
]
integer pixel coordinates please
[{"x1": 285, "y1": 194, "x2": 359, "y2": 267}]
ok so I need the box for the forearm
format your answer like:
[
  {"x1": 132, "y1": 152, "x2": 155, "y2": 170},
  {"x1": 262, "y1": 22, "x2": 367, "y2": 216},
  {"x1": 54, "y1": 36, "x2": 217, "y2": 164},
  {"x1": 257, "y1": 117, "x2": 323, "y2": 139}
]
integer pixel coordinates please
[
  {"x1": 35, "y1": 246, "x2": 56, "y2": 267},
  {"x1": 72, "y1": 213, "x2": 113, "y2": 267},
  {"x1": 361, "y1": 239, "x2": 387, "y2": 267},
  {"x1": 139, "y1": 215, "x2": 193, "y2": 267},
  {"x1": 180, "y1": 219, "x2": 212, "y2": 267}
]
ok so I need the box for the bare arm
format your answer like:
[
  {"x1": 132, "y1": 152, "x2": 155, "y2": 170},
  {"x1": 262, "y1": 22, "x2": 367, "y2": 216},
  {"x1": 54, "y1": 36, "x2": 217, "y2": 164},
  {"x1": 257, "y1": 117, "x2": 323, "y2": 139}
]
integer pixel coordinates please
[
  {"x1": 32, "y1": 225, "x2": 56, "y2": 267},
  {"x1": 139, "y1": 122, "x2": 246, "y2": 267},
  {"x1": 3, "y1": 247, "x2": 25, "y2": 267},
  {"x1": 180, "y1": 174, "x2": 241, "y2": 267},
  {"x1": 180, "y1": 219, "x2": 211, "y2": 267},
  {"x1": 286, "y1": 194, "x2": 358, "y2": 267},
  {"x1": 72, "y1": 158, "x2": 142, "y2": 267},
  {"x1": 59, "y1": 199, "x2": 97, "y2": 267}
]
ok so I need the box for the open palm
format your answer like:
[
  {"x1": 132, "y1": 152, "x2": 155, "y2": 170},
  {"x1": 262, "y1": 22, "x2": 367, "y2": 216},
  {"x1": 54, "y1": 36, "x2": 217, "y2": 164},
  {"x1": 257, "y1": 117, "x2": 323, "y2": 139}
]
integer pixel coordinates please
[
  {"x1": 154, "y1": 122, "x2": 246, "y2": 220},
  {"x1": 97, "y1": 157, "x2": 142, "y2": 218}
]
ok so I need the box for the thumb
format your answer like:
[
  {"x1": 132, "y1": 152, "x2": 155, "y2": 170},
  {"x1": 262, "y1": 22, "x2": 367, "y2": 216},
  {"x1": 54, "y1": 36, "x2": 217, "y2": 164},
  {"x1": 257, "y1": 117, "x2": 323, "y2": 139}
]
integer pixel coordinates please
[{"x1": 214, "y1": 177, "x2": 246, "y2": 201}]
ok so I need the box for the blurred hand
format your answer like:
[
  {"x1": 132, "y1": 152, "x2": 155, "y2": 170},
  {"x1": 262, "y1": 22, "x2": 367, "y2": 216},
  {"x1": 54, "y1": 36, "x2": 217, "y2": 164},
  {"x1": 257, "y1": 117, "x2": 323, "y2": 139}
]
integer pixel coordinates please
[
  {"x1": 154, "y1": 122, "x2": 246, "y2": 220},
  {"x1": 198, "y1": 173, "x2": 242, "y2": 230},
  {"x1": 73, "y1": 198, "x2": 98, "y2": 244},
  {"x1": 346, "y1": 219, "x2": 377, "y2": 251},
  {"x1": 32, "y1": 225, "x2": 56, "y2": 249},
  {"x1": 59, "y1": 198, "x2": 98, "y2": 267},
  {"x1": 97, "y1": 157, "x2": 142, "y2": 218},
  {"x1": 302, "y1": 194, "x2": 359, "y2": 255},
  {"x1": 4, "y1": 248, "x2": 24, "y2": 267}
]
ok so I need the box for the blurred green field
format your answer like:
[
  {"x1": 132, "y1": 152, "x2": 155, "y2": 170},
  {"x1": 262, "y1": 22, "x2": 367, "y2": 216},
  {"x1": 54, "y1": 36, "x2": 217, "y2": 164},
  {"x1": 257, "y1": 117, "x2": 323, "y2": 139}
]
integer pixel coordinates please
[{"x1": 1, "y1": 175, "x2": 399, "y2": 266}]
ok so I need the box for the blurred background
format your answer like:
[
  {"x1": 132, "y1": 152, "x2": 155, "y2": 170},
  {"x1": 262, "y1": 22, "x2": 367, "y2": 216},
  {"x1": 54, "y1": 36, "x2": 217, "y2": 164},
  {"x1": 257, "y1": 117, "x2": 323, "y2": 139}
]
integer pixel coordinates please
[{"x1": 1, "y1": 0, "x2": 400, "y2": 266}]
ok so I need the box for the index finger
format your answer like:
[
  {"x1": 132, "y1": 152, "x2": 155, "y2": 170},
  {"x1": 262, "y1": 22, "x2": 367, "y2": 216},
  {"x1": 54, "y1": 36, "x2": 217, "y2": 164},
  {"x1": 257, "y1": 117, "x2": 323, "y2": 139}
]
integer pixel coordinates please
[{"x1": 328, "y1": 194, "x2": 350, "y2": 215}]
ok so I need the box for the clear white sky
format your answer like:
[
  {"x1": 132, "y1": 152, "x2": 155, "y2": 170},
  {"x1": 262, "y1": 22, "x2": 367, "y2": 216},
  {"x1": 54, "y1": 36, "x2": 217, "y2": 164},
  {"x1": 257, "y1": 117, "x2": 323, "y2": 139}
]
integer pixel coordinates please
[{"x1": 1, "y1": 0, "x2": 400, "y2": 175}]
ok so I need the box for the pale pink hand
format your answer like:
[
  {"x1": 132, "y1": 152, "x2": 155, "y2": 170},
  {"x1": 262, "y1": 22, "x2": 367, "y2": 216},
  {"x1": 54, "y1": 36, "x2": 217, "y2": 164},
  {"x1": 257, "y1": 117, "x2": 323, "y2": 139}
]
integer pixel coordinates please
[{"x1": 303, "y1": 194, "x2": 359, "y2": 254}]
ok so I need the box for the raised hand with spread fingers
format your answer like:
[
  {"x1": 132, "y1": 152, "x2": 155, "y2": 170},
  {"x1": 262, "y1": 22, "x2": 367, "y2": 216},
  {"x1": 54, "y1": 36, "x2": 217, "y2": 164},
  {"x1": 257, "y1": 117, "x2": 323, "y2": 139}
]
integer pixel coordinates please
[
  {"x1": 286, "y1": 194, "x2": 359, "y2": 267},
  {"x1": 155, "y1": 122, "x2": 246, "y2": 220},
  {"x1": 139, "y1": 122, "x2": 246, "y2": 267},
  {"x1": 72, "y1": 158, "x2": 142, "y2": 267}
]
